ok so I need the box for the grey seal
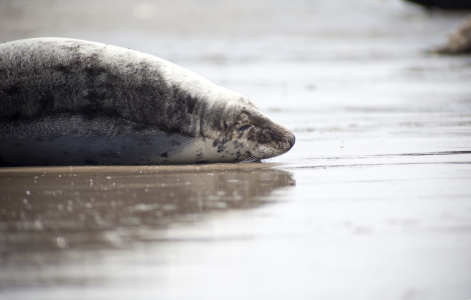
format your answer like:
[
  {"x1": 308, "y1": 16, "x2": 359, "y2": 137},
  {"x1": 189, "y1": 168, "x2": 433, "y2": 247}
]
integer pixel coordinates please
[
  {"x1": 434, "y1": 15, "x2": 471, "y2": 54},
  {"x1": 0, "y1": 38, "x2": 295, "y2": 166}
]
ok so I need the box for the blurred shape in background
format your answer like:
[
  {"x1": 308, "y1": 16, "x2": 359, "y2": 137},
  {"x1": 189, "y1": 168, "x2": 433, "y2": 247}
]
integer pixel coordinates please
[
  {"x1": 404, "y1": 0, "x2": 471, "y2": 9},
  {"x1": 434, "y1": 14, "x2": 471, "y2": 54},
  {"x1": 404, "y1": 0, "x2": 471, "y2": 54}
]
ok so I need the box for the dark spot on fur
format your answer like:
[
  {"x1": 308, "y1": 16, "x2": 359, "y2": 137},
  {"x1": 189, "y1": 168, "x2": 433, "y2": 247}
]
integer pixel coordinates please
[
  {"x1": 54, "y1": 64, "x2": 73, "y2": 74},
  {"x1": 186, "y1": 96, "x2": 198, "y2": 114},
  {"x1": 83, "y1": 65, "x2": 107, "y2": 77},
  {"x1": 160, "y1": 151, "x2": 169, "y2": 158}
]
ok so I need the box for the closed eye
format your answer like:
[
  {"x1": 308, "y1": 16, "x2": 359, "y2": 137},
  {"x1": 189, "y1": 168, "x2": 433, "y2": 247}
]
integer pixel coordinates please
[{"x1": 239, "y1": 125, "x2": 252, "y2": 132}]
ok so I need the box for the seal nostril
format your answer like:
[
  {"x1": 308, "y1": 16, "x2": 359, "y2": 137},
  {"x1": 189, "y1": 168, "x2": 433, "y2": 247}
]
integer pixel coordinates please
[{"x1": 288, "y1": 133, "x2": 295, "y2": 149}]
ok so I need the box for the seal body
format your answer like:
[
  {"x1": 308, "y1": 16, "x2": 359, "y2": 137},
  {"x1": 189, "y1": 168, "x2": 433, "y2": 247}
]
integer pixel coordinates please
[{"x1": 0, "y1": 38, "x2": 295, "y2": 166}]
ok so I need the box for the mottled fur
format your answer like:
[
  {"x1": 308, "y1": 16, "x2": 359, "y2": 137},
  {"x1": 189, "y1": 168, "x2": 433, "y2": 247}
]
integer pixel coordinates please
[{"x1": 0, "y1": 38, "x2": 294, "y2": 166}]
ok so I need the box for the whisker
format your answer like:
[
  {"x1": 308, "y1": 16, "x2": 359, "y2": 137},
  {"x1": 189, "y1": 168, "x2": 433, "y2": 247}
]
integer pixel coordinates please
[{"x1": 239, "y1": 155, "x2": 261, "y2": 163}]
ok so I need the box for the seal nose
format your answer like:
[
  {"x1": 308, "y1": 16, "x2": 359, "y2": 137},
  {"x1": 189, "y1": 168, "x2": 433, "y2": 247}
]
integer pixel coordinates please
[{"x1": 288, "y1": 132, "x2": 295, "y2": 150}]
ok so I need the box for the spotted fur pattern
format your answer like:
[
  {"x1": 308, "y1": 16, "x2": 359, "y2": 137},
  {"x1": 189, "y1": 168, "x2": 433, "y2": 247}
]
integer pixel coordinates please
[{"x1": 0, "y1": 38, "x2": 294, "y2": 166}]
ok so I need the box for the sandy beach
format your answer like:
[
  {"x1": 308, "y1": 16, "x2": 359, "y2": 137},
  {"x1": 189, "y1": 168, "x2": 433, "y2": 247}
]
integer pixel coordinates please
[{"x1": 1, "y1": 0, "x2": 471, "y2": 299}]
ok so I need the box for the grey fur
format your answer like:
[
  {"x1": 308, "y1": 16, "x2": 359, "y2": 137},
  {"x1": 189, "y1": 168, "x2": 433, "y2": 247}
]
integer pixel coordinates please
[{"x1": 0, "y1": 38, "x2": 295, "y2": 166}]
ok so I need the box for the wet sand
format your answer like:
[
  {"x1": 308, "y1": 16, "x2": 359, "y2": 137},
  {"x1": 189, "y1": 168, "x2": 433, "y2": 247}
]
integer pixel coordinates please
[{"x1": 1, "y1": 0, "x2": 471, "y2": 299}]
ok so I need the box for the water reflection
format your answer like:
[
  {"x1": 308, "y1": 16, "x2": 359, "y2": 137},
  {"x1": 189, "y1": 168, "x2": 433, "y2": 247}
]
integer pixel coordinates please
[{"x1": 0, "y1": 164, "x2": 294, "y2": 257}]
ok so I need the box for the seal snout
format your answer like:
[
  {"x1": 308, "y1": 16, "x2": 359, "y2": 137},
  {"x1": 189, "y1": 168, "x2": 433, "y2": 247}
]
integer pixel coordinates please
[{"x1": 287, "y1": 132, "x2": 295, "y2": 150}]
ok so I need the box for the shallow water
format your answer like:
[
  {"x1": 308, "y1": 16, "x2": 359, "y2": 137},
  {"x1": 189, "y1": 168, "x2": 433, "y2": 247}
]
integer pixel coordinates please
[{"x1": 1, "y1": 0, "x2": 471, "y2": 299}]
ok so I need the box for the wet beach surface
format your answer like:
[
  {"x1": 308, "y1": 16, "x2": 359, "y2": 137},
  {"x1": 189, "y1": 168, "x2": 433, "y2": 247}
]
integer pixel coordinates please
[{"x1": 1, "y1": 0, "x2": 471, "y2": 299}]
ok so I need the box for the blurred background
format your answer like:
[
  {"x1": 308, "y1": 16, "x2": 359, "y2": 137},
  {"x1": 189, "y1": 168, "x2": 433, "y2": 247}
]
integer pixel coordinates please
[
  {"x1": 1, "y1": 0, "x2": 470, "y2": 112},
  {"x1": 2, "y1": 0, "x2": 469, "y2": 124}
]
